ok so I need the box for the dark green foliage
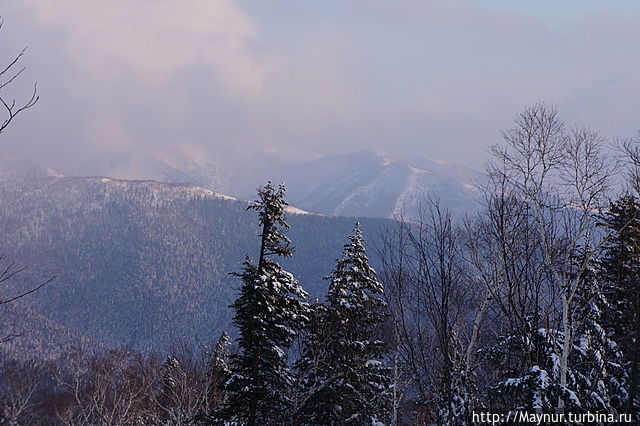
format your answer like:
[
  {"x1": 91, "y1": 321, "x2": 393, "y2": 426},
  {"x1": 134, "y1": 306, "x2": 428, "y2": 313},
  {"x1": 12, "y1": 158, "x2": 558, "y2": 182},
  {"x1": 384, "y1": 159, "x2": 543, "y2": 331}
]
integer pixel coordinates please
[
  {"x1": 599, "y1": 195, "x2": 640, "y2": 411},
  {"x1": 600, "y1": 196, "x2": 640, "y2": 353},
  {"x1": 484, "y1": 252, "x2": 628, "y2": 416},
  {"x1": 220, "y1": 183, "x2": 310, "y2": 425},
  {"x1": 248, "y1": 183, "x2": 294, "y2": 261},
  {"x1": 206, "y1": 332, "x2": 231, "y2": 408},
  {"x1": 295, "y1": 224, "x2": 392, "y2": 425},
  {"x1": 484, "y1": 316, "x2": 569, "y2": 414},
  {"x1": 570, "y1": 252, "x2": 627, "y2": 413}
]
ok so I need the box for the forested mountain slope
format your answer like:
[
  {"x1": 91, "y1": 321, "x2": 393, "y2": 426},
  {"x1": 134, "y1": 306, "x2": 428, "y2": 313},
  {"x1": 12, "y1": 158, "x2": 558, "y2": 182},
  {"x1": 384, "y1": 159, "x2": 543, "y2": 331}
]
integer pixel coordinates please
[{"x1": 0, "y1": 159, "x2": 394, "y2": 355}]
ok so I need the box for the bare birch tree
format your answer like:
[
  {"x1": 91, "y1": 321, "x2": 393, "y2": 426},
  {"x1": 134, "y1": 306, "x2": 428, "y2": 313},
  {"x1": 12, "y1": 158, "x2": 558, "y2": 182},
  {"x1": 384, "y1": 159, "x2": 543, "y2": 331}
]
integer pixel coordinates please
[
  {"x1": 487, "y1": 103, "x2": 614, "y2": 412},
  {"x1": 616, "y1": 131, "x2": 640, "y2": 196}
]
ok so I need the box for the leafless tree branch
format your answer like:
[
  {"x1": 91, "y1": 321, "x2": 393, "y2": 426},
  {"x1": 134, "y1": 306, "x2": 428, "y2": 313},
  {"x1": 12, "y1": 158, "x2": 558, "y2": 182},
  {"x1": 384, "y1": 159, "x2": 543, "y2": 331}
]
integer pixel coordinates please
[{"x1": 0, "y1": 16, "x2": 39, "y2": 135}]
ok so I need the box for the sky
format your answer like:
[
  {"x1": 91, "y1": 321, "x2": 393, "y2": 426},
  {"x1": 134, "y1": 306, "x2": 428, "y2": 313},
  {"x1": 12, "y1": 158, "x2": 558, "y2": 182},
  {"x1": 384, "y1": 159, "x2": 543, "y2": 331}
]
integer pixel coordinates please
[{"x1": 1, "y1": 0, "x2": 639, "y2": 174}]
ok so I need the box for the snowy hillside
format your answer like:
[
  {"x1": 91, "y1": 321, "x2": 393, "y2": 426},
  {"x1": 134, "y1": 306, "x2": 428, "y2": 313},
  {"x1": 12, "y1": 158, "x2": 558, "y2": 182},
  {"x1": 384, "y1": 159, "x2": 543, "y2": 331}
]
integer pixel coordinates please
[{"x1": 0, "y1": 161, "x2": 392, "y2": 355}]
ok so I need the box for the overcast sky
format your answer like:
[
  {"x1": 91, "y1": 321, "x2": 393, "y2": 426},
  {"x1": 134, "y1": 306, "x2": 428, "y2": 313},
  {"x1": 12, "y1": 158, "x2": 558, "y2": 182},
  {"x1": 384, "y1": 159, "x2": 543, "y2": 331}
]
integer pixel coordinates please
[{"x1": 1, "y1": 0, "x2": 639, "y2": 174}]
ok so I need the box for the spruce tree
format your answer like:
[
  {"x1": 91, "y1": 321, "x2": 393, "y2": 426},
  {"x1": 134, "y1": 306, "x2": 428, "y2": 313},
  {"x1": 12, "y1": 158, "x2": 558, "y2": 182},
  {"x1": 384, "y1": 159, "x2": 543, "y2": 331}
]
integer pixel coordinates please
[
  {"x1": 599, "y1": 195, "x2": 640, "y2": 412},
  {"x1": 295, "y1": 223, "x2": 392, "y2": 425},
  {"x1": 486, "y1": 251, "x2": 628, "y2": 417},
  {"x1": 210, "y1": 332, "x2": 231, "y2": 376},
  {"x1": 205, "y1": 331, "x2": 231, "y2": 410},
  {"x1": 570, "y1": 252, "x2": 627, "y2": 413},
  {"x1": 486, "y1": 317, "x2": 573, "y2": 415},
  {"x1": 218, "y1": 183, "x2": 310, "y2": 425}
]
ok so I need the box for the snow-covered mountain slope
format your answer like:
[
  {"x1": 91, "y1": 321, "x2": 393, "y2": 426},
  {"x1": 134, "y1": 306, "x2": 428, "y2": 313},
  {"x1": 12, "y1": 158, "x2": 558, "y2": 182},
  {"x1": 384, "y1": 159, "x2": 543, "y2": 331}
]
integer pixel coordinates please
[
  {"x1": 0, "y1": 156, "x2": 311, "y2": 215},
  {"x1": 0, "y1": 161, "x2": 391, "y2": 355},
  {"x1": 107, "y1": 149, "x2": 484, "y2": 220}
]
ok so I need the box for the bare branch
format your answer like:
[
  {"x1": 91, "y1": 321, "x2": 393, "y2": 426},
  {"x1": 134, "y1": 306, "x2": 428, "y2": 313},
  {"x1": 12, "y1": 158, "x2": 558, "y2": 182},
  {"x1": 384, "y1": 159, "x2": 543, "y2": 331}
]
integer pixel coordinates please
[
  {"x1": 0, "y1": 17, "x2": 39, "y2": 135},
  {"x1": 0, "y1": 275, "x2": 55, "y2": 305},
  {"x1": 616, "y1": 131, "x2": 640, "y2": 196}
]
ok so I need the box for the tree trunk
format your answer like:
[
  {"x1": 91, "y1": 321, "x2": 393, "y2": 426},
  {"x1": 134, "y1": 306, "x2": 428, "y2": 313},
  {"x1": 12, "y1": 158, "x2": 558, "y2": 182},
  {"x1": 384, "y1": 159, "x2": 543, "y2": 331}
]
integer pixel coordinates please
[{"x1": 558, "y1": 293, "x2": 570, "y2": 414}]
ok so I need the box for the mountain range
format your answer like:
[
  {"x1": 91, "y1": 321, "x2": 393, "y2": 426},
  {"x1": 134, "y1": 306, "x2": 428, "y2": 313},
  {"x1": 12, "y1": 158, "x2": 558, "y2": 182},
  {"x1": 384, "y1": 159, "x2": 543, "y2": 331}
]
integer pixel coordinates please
[
  {"x1": 0, "y1": 148, "x2": 483, "y2": 358},
  {"x1": 107, "y1": 148, "x2": 484, "y2": 219},
  {"x1": 0, "y1": 158, "x2": 394, "y2": 357}
]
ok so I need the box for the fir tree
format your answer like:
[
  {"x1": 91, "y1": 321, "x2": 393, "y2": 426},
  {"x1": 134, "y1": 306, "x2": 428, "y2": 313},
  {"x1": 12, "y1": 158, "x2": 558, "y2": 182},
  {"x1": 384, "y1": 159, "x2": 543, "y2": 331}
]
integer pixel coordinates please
[
  {"x1": 485, "y1": 250, "x2": 628, "y2": 419},
  {"x1": 159, "y1": 355, "x2": 184, "y2": 405},
  {"x1": 210, "y1": 332, "x2": 231, "y2": 376},
  {"x1": 295, "y1": 223, "x2": 392, "y2": 425},
  {"x1": 217, "y1": 183, "x2": 310, "y2": 425},
  {"x1": 157, "y1": 355, "x2": 199, "y2": 423}
]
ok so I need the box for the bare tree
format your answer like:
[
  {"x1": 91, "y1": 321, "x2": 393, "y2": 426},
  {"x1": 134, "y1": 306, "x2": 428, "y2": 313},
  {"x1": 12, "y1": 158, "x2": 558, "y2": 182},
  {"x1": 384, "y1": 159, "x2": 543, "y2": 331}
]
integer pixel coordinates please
[
  {"x1": 0, "y1": 18, "x2": 52, "y2": 346},
  {"x1": 487, "y1": 102, "x2": 615, "y2": 412},
  {"x1": 0, "y1": 254, "x2": 55, "y2": 345},
  {"x1": 53, "y1": 349, "x2": 159, "y2": 425},
  {"x1": 0, "y1": 255, "x2": 53, "y2": 305},
  {"x1": 460, "y1": 167, "x2": 561, "y2": 414},
  {"x1": 49, "y1": 344, "x2": 228, "y2": 425},
  {"x1": 151, "y1": 344, "x2": 222, "y2": 424},
  {"x1": 0, "y1": 359, "x2": 43, "y2": 425},
  {"x1": 376, "y1": 199, "x2": 477, "y2": 423}
]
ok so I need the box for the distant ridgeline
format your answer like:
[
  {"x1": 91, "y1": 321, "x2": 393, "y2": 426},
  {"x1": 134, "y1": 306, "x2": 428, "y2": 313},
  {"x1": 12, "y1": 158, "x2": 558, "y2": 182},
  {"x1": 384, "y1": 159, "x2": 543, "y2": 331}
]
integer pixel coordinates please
[
  {"x1": 0, "y1": 161, "x2": 394, "y2": 356},
  {"x1": 105, "y1": 148, "x2": 484, "y2": 220}
]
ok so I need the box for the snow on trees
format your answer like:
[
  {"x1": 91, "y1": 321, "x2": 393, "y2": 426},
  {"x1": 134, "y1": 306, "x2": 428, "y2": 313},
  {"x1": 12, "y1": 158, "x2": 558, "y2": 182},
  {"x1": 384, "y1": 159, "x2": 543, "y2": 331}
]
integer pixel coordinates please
[
  {"x1": 599, "y1": 195, "x2": 640, "y2": 412},
  {"x1": 294, "y1": 223, "x2": 392, "y2": 425},
  {"x1": 214, "y1": 183, "x2": 310, "y2": 425}
]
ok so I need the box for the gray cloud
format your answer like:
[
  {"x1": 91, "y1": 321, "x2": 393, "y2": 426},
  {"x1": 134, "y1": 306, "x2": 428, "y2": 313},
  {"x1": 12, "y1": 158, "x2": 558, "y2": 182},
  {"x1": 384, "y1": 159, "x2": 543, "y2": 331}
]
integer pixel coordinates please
[{"x1": 1, "y1": 0, "x2": 639, "y2": 175}]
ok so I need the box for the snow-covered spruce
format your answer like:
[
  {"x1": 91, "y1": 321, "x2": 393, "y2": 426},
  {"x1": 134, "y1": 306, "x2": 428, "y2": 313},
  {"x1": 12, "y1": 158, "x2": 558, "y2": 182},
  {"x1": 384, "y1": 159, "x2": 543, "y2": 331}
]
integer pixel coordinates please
[
  {"x1": 205, "y1": 331, "x2": 232, "y2": 409},
  {"x1": 599, "y1": 195, "x2": 640, "y2": 412},
  {"x1": 208, "y1": 183, "x2": 310, "y2": 425},
  {"x1": 483, "y1": 316, "x2": 578, "y2": 415},
  {"x1": 483, "y1": 251, "x2": 627, "y2": 420},
  {"x1": 294, "y1": 223, "x2": 392, "y2": 425},
  {"x1": 569, "y1": 249, "x2": 627, "y2": 414}
]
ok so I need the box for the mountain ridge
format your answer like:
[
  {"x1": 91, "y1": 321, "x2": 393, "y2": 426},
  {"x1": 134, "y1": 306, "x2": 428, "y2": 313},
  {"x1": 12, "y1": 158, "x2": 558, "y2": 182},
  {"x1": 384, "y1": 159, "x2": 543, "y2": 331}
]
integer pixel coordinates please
[
  {"x1": 92, "y1": 148, "x2": 484, "y2": 219},
  {"x1": 0, "y1": 161, "x2": 393, "y2": 356}
]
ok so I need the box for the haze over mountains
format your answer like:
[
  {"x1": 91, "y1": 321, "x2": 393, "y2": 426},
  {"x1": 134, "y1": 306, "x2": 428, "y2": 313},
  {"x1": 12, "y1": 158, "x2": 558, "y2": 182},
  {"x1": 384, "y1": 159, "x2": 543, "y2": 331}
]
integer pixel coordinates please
[{"x1": 103, "y1": 148, "x2": 485, "y2": 219}]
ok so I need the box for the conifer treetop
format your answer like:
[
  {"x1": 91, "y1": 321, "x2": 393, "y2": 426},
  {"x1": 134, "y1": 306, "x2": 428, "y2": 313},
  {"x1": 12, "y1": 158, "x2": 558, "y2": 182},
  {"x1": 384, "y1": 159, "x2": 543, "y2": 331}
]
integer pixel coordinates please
[
  {"x1": 328, "y1": 222, "x2": 383, "y2": 306},
  {"x1": 248, "y1": 182, "x2": 293, "y2": 260},
  {"x1": 294, "y1": 222, "x2": 392, "y2": 424},
  {"x1": 218, "y1": 182, "x2": 310, "y2": 425}
]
